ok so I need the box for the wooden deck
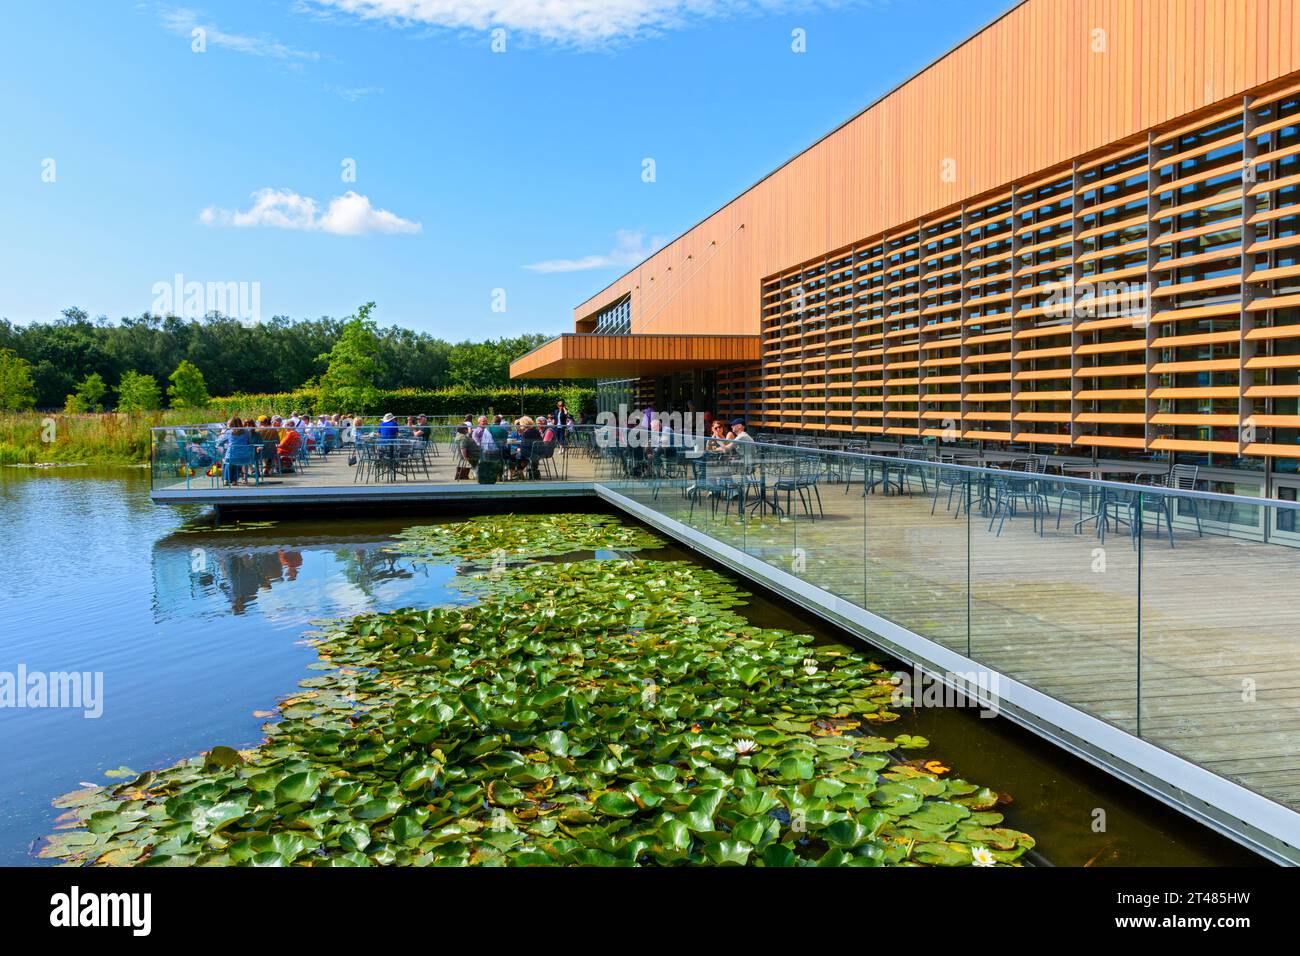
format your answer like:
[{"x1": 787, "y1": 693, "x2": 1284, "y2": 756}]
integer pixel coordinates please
[{"x1": 612, "y1": 477, "x2": 1300, "y2": 817}]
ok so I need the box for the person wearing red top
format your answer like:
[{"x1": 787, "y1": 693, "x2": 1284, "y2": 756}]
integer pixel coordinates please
[{"x1": 277, "y1": 426, "x2": 301, "y2": 472}]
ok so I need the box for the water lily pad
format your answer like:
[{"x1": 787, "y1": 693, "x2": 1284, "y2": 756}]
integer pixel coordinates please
[{"x1": 37, "y1": 538, "x2": 1032, "y2": 868}]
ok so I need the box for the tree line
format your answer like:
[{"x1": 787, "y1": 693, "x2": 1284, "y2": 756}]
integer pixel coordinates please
[{"x1": 0, "y1": 305, "x2": 571, "y2": 412}]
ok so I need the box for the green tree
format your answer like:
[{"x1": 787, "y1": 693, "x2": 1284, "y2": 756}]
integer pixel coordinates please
[
  {"x1": 316, "y1": 302, "x2": 385, "y2": 412},
  {"x1": 167, "y1": 360, "x2": 211, "y2": 408},
  {"x1": 0, "y1": 348, "x2": 36, "y2": 411},
  {"x1": 447, "y1": 334, "x2": 556, "y2": 389},
  {"x1": 65, "y1": 372, "x2": 107, "y2": 413},
  {"x1": 116, "y1": 370, "x2": 162, "y2": 413}
]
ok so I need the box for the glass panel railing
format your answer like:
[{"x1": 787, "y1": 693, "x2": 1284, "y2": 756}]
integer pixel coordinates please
[
  {"x1": 968, "y1": 466, "x2": 1141, "y2": 733},
  {"x1": 862, "y1": 449, "x2": 971, "y2": 656},
  {"x1": 604, "y1": 437, "x2": 1300, "y2": 820},
  {"x1": 794, "y1": 448, "x2": 868, "y2": 610},
  {"x1": 150, "y1": 422, "x2": 603, "y2": 492},
  {"x1": 1135, "y1": 487, "x2": 1300, "y2": 811}
]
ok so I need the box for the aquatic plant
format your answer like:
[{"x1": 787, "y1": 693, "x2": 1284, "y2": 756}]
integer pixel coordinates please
[
  {"x1": 39, "y1": 557, "x2": 1033, "y2": 867},
  {"x1": 388, "y1": 513, "x2": 665, "y2": 564},
  {"x1": 175, "y1": 520, "x2": 278, "y2": 534}
]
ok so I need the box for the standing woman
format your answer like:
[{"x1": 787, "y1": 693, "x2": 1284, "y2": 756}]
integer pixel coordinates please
[{"x1": 553, "y1": 399, "x2": 570, "y2": 445}]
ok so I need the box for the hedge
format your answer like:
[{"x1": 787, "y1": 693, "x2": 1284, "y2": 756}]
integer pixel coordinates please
[{"x1": 202, "y1": 386, "x2": 597, "y2": 421}]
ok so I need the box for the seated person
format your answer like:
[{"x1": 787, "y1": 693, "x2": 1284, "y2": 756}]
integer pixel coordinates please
[
  {"x1": 453, "y1": 425, "x2": 480, "y2": 477},
  {"x1": 277, "y1": 424, "x2": 302, "y2": 472},
  {"x1": 705, "y1": 419, "x2": 731, "y2": 453},
  {"x1": 512, "y1": 417, "x2": 543, "y2": 479},
  {"x1": 221, "y1": 419, "x2": 252, "y2": 485},
  {"x1": 378, "y1": 413, "x2": 399, "y2": 440}
]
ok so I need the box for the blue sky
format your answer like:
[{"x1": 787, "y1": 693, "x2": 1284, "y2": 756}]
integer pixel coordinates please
[{"x1": 0, "y1": 0, "x2": 1015, "y2": 339}]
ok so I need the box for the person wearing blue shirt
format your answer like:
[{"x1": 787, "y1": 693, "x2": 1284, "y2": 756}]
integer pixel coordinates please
[{"x1": 378, "y1": 413, "x2": 400, "y2": 440}]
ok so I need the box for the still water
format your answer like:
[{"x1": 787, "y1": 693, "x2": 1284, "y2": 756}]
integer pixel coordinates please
[{"x1": 0, "y1": 466, "x2": 1260, "y2": 866}]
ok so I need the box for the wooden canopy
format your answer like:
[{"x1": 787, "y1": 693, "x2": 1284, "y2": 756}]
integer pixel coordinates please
[{"x1": 509, "y1": 333, "x2": 761, "y2": 380}]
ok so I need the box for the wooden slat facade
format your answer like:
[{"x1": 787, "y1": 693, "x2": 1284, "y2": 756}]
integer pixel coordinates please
[
  {"x1": 545, "y1": 0, "x2": 1300, "y2": 458},
  {"x1": 510, "y1": 333, "x2": 761, "y2": 380},
  {"x1": 752, "y1": 76, "x2": 1300, "y2": 452}
]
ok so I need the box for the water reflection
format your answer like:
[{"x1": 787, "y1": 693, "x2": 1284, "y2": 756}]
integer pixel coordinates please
[
  {"x1": 152, "y1": 530, "x2": 447, "y2": 619},
  {"x1": 0, "y1": 466, "x2": 475, "y2": 865}
]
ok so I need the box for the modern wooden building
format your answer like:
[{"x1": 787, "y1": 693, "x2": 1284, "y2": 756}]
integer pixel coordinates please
[{"x1": 511, "y1": 0, "x2": 1300, "y2": 502}]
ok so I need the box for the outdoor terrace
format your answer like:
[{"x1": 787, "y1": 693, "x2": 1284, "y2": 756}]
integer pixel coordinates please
[{"x1": 148, "y1": 424, "x2": 1300, "y2": 861}]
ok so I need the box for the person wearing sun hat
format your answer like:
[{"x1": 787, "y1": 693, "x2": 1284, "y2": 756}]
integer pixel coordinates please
[{"x1": 377, "y1": 412, "x2": 399, "y2": 441}]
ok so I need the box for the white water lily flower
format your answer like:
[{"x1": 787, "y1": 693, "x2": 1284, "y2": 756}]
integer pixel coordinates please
[
  {"x1": 970, "y1": 845, "x2": 996, "y2": 867},
  {"x1": 803, "y1": 658, "x2": 819, "y2": 676},
  {"x1": 544, "y1": 608, "x2": 556, "y2": 618},
  {"x1": 625, "y1": 593, "x2": 636, "y2": 601},
  {"x1": 734, "y1": 738, "x2": 757, "y2": 755},
  {"x1": 685, "y1": 616, "x2": 698, "y2": 625}
]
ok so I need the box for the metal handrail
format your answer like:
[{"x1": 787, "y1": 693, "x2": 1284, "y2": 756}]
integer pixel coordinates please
[{"x1": 149, "y1": 422, "x2": 1300, "y2": 512}]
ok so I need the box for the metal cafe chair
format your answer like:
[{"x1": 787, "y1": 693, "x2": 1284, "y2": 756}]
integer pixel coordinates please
[
  {"x1": 395, "y1": 440, "x2": 432, "y2": 481},
  {"x1": 687, "y1": 457, "x2": 743, "y2": 519},
  {"x1": 986, "y1": 468, "x2": 1048, "y2": 537},
  {"x1": 1054, "y1": 462, "x2": 1092, "y2": 530},
  {"x1": 772, "y1": 452, "x2": 825, "y2": 519},
  {"x1": 899, "y1": 444, "x2": 933, "y2": 495},
  {"x1": 931, "y1": 459, "x2": 968, "y2": 517},
  {"x1": 841, "y1": 441, "x2": 871, "y2": 494},
  {"x1": 352, "y1": 441, "x2": 381, "y2": 483},
  {"x1": 221, "y1": 442, "x2": 261, "y2": 487},
  {"x1": 1135, "y1": 465, "x2": 1202, "y2": 547},
  {"x1": 259, "y1": 439, "x2": 281, "y2": 476},
  {"x1": 1143, "y1": 464, "x2": 1203, "y2": 545}
]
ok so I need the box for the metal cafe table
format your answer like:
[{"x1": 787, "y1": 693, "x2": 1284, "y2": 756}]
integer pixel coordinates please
[
  {"x1": 941, "y1": 450, "x2": 1028, "y2": 513},
  {"x1": 1058, "y1": 462, "x2": 1168, "y2": 541}
]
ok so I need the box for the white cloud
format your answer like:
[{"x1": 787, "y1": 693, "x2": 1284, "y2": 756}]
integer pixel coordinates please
[
  {"x1": 299, "y1": 0, "x2": 868, "y2": 48},
  {"x1": 525, "y1": 229, "x2": 664, "y2": 273},
  {"x1": 326, "y1": 84, "x2": 384, "y2": 101},
  {"x1": 200, "y1": 188, "x2": 422, "y2": 236},
  {"x1": 161, "y1": 7, "x2": 322, "y2": 60}
]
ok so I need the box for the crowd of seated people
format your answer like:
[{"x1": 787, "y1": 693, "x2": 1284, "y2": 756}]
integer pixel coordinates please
[
  {"x1": 453, "y1": 410, "x2": 571, "y2": 480},
  {"x1": 172, "y1": 408, "x2": 577, "y2": 486},
  {"x1": 180, "y1": 412, "x2": 355, "y2": 485}
]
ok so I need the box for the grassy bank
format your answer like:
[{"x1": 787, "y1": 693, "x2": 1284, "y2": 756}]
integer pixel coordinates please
[
  {"x1": 0, "y1": 411, "x2": 193, "y2": 466},
  {"x1": 1, "y1": 384, "x2": 597, "y2": 464}
]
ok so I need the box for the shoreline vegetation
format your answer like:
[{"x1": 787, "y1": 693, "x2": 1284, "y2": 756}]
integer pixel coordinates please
[
  {"x1": 0, "y1": 386, "x2": 594, "y2": 467},
  {"x1": 39, "y1": 515, "x2": 1034, "y2": 867}
]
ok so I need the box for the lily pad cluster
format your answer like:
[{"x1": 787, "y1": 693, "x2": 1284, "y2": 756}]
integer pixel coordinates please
[
  {"x1": 175, "y1": 519, "x2": 278, "y2": 534},
  {"x1": 39, "y1": 554, "x2": 1033, "y2": 866},
  {"x1": 389, "y1": 514, "x2": 664, "y2": 564}
]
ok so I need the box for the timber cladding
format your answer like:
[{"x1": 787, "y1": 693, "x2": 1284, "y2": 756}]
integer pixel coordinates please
[{"x1": 571, "y1": 0, "x2": 1300, "y2": 345}]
